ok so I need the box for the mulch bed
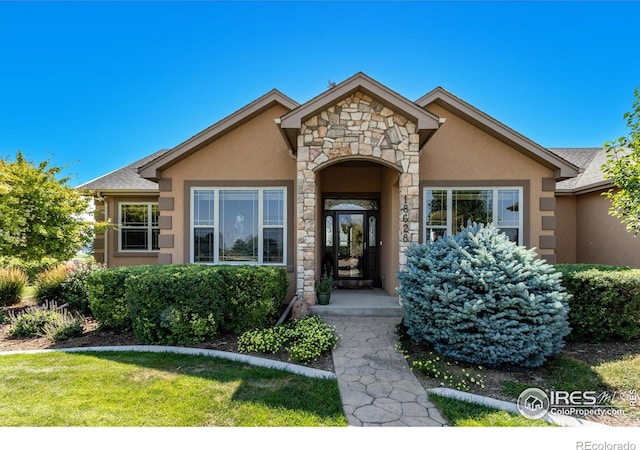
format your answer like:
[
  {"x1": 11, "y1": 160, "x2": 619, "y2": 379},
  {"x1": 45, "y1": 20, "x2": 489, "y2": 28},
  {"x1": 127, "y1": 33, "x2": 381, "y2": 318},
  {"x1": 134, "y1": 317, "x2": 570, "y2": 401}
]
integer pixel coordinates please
[
  {"x1": 0, "y1": 316, "x2": 335, "y2": 372},
  {"x1": 403, "y1": 336, "x2": 640, "y2": 427}
]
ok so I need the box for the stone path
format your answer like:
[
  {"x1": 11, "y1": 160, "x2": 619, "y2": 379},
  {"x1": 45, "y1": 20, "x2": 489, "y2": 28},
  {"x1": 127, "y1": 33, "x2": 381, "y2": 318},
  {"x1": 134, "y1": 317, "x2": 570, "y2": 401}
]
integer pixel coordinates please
[{"x1": 324, "y1": 316, "x2": 448, "y2": 427}]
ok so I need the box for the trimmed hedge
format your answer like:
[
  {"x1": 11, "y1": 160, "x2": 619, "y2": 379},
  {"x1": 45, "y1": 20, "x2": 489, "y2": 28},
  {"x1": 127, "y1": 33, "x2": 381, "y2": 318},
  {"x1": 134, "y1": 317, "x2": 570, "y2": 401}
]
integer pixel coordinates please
[
  {"x1": 87, "y1": 266, "x2": 150, "y2": 332},
  {"x1": 555, "y1": 264, "x2": 640, "y2": 342},
  {"x1": 125, "y1": 265, "x2": 226, "y2": 344},
  {"x1": 86, "y1": 264, "x2": 288, "y2": 344},
  {"x1": 215, "y1": 265, "x2": 288, "y2": 334}
]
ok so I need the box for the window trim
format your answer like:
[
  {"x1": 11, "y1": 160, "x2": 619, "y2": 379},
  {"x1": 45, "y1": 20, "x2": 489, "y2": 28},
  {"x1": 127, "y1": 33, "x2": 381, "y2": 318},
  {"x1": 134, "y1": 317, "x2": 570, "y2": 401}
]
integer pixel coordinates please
[
  {"x1": 118, "y1": 202, "x2": 160, "y2": 253},
  {"x1": 423, "y1": 186, "x2": 524, "y2": 245},
  {"x1": 189, "y1": 186, "x2": 287, "y2": 266}
]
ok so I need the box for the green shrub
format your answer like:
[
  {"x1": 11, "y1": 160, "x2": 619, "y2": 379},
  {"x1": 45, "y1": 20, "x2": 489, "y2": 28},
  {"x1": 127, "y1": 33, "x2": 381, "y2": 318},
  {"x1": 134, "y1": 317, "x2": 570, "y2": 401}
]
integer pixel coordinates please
[
  {"x1": 397, "y1": 223, "x2": 571, "y2": 368},
  {"x1": 42, "y1": 311, "x2": 85, "y2": 341},
  {"x1": 287, "y1": 316, "x2": 339, "y2": 363},
  {"x1": 59, "y1": 259, "x2": 104, "y2": 313},
  {"x1": 555, "y1": 264, "x2": 640, "y2": 342},
  {"x1": 7, "y1": 302, "x2": 61, "y2": 338},
  {"x1": 124, "y1": 265, "x2": 226, "y2": 345},
  {"x1": 238, "y1": 315, "x2": 338, "y2": 364},
  {"x1": 34, "y1": 259, "x2": 104, "y2": 314},
  {"x1": 34, "y1": 265, "x2": 68, "y2": 304},
  {"x1": 87, "y1": 266, "x2": 147, "y2": 332},
  {"x1": 7, "y1": 302, "x2": 85, "y2": 340},
  {"x1": 237, "y1": 327, "x2": 288, "y2": 354},
  {"x1": 0, "y1": 267, "x2": 28, "y2": 306},
  {"x1": 215, "y1": 265, "x2": 287, "y2": 334},
  {"x1": 0, "y1": 257, "x2": 59, "y2": 283},
  {"x1": 87, "y1": 264, "x2": 287, "y2": 342}
]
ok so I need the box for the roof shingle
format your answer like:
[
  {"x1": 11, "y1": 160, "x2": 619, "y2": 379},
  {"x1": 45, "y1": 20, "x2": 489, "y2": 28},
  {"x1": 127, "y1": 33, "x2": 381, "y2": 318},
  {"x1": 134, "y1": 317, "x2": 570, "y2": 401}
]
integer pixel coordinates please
[
  {"x1": 548, "y1": 148, "x2": 609, "y2": 192},
  {"x1": 78, "y1": 150, "x2": 169, "y2": 191}
]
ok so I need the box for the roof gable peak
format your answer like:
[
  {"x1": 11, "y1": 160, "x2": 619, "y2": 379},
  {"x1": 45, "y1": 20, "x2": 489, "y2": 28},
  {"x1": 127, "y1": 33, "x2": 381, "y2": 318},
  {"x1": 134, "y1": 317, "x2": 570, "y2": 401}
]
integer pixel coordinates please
[
  {"x1": 138, "y1": 89, "x2": 299, "y2": 180},
  {"x1": 417, "y1": 86, "x2": 578, "y2": 179},
  {"x1": 279, "y1": 72, "x2": 442, "y2": 151}
]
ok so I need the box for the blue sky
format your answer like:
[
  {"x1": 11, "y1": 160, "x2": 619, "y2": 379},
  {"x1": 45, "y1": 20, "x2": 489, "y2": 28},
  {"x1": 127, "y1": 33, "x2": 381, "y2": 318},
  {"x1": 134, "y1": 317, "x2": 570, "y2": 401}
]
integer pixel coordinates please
[{"x1": 1, "y1": 1, "x2": 639, "y2": 187}]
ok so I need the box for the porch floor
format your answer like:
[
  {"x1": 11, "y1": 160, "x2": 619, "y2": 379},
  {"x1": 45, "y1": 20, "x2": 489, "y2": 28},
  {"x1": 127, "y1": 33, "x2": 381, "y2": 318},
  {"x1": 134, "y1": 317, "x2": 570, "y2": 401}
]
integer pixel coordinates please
[{"x1": 310, "y1": 288, "x2": 404, "y2": 318}]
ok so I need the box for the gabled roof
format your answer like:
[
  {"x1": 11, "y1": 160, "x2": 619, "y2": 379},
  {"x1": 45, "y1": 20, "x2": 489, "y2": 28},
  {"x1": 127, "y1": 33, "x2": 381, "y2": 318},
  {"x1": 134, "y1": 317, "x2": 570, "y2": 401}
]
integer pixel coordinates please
[
  {"x1": 548, "y1": 148, "x2": 611, "y2": 194},
  {"x1": 279, "y1": 72, "x2": 443, "y2": 151},
  {"x1": 138, "y1": 89, "x2": 299, "y2": 180},
  {"x1": 78, "y1": 150, "x2": 169, "y2": 193},
  {"x1": 416, "y1": 87, "x2": 579, "y2": 180}
]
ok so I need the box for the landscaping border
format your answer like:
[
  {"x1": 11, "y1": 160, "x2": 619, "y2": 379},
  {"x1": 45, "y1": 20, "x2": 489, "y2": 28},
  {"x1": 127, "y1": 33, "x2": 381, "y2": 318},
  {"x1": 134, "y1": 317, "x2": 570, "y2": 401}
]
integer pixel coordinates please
[
  {"x1": 0, "y1": 345, "x2": 337, "y2": 380},
  {"x1": 427, "y1": 387, "x2": 607, "y2": 427}
]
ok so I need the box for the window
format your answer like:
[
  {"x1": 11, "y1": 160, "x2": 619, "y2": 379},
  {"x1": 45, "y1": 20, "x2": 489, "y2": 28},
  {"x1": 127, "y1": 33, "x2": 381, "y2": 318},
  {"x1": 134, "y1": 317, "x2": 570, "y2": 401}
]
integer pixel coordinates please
[
  {"x1": 191, "y1": 187, "x2": 286, "y2": 265},
  {"x1": 424, "y1": 187, "x2": 523, "y2": 244},
  {"x1": 119, "y1": 203, "x2": 159, "y2": 252}
]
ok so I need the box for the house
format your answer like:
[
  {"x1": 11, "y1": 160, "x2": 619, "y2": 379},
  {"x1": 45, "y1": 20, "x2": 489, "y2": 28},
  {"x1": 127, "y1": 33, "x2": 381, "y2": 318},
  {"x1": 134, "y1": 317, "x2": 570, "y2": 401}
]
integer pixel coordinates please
[{"x1": 80, "y1": 72, "x2": 640, "y2": 304}]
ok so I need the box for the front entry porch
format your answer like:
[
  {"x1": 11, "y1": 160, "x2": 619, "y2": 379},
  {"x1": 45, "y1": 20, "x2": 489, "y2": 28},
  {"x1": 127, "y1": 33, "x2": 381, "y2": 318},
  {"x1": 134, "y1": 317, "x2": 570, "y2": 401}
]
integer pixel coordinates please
[
  {"x1": 283, "y1": 83, "x2": 439, "y2": 304},
  {"x1": 310, "y1": 288, "x2": 404, "y2": 318}
]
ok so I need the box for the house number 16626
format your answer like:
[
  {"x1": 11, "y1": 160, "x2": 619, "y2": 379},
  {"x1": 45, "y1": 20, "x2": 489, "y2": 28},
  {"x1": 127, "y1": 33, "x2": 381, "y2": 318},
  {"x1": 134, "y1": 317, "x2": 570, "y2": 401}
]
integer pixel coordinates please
[{"x1": 401, "y1": 200, "x2": 409, "y2": 242}]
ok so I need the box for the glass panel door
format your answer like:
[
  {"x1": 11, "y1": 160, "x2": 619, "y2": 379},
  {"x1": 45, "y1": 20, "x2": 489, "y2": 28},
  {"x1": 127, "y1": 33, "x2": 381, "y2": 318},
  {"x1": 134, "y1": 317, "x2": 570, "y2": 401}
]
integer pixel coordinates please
[{"x1": 337, "y1": 213, "x2": 364, "y2": 279}]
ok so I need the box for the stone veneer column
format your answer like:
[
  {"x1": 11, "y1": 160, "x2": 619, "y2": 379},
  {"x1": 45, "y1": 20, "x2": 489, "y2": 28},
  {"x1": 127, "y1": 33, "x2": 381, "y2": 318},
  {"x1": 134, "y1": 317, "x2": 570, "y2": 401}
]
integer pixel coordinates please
[
  {"x1": 296, "y1": 91, "x2": 420, "y2": 304},
  {"x1": 398, "y1": 142, "x2": 421, "y2": 267}
]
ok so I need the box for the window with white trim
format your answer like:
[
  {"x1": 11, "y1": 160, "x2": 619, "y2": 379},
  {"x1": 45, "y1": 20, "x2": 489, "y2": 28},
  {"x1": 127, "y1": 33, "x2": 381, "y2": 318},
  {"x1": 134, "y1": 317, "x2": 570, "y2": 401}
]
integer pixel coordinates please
[
  {"x1": 424, "y1": 187, "x2": 523, "y2": 244},
  {"x1": 191, "y1": 187, "x2": 286, "y2": 265},
  {"x1": 119, "y1": 203, "x2": 159, "y2": 252}
]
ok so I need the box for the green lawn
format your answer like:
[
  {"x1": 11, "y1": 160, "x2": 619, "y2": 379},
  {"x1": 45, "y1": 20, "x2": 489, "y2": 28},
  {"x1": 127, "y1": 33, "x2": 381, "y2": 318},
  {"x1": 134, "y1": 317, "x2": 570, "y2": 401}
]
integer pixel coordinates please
[
  {"x1": 0, "y1": 351, "x2": 347, "y2": 426},
  {"x1": 428, "y1": 394, "x2": 555, "y2": 427}
]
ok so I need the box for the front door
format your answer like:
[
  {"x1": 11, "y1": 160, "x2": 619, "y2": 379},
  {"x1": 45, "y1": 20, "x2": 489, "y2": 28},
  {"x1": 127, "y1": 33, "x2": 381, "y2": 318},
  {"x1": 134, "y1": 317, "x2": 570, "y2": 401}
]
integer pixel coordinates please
[
  {"x1": 337, "y1": 212, "x2": 365, "y2": 279},
  {"x1": 322, "y1": 198, "x2": 380, "y2": 288}
]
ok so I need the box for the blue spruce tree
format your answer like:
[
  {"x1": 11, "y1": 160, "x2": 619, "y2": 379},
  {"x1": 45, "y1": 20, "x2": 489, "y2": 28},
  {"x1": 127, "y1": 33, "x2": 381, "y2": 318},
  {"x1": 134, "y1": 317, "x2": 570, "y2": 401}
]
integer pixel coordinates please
[{"x1": 397, "y1": 222, "x2": 570, "y2": 367}]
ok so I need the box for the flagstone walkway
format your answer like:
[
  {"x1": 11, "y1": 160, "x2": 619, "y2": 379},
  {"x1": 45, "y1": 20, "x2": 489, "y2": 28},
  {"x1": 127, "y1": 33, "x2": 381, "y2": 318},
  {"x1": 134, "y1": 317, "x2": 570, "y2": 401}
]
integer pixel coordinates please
[{"x1": 324, "y1": 316, "x2": 448, "y2": 427}]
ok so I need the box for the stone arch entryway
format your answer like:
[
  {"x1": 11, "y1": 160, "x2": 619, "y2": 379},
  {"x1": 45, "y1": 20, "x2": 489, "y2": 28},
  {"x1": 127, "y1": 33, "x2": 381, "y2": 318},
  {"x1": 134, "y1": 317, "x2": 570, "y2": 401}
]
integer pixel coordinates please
[{"x1": 295, "y1": 91, "x2": 421, "y2": 304}]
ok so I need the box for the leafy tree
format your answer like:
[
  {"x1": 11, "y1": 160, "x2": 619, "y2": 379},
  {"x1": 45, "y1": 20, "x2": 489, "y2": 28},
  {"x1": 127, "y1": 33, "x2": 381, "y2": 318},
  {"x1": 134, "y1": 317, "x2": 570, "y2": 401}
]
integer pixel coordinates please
[
  {"x1": 601, "y1": 88, "x2": 640, "y2": 234},
  {"x1": 0, "y1": 152, "x2": 93, "y2": 261}
]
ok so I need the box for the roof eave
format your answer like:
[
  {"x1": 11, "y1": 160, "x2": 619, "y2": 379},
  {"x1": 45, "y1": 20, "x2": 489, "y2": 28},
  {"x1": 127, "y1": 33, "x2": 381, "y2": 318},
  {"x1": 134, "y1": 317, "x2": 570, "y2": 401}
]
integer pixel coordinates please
[
  {"x1": 83, "y1": 189, "x2": 160, "y2": 196},
  {"x1": 573, "y1": 180, "x2": 615, "y2": 195}
]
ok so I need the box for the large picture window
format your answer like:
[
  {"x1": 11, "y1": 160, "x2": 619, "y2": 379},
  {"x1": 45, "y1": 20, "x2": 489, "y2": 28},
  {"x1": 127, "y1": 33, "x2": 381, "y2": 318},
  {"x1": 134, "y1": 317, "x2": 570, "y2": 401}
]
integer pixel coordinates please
[
  {"x1": 191, "y1": 187, "x2": 286, "y2": 265},
  {"x1": 424, "y1": 187, "x2": 523, "y2": 244},
  {"x1": 119, "y1": 203, "x2": 159, "y2": 252}
]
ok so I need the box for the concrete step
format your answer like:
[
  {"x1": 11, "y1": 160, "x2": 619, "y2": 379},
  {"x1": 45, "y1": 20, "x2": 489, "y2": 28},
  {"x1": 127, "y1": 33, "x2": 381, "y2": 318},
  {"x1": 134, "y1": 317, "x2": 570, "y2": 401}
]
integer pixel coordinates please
[{"x1": 310, "y1": 288, "x2": 404, "y2": 318}]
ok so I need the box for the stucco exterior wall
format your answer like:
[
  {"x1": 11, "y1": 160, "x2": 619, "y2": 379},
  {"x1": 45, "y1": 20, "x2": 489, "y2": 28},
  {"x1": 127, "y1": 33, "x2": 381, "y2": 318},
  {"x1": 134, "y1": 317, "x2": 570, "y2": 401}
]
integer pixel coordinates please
[
  {"x1": 319, "y1": 165, "x2": 383, "y2": 192},
  {"x1": 159, "y1": 104, "x2": 297, "y2": 300},
  {"x1": 576, "y1": 190, "x2": 640, "y2": 267},
  {"x1": 380, "y1": 166, "x2": 399, "y2": 294},
  {"x1": 420, "y1": 104, "x2": 557, "y2": 260},
  {"x1": 555, "y1": 195, "x2": 577, "y2": 263}
]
